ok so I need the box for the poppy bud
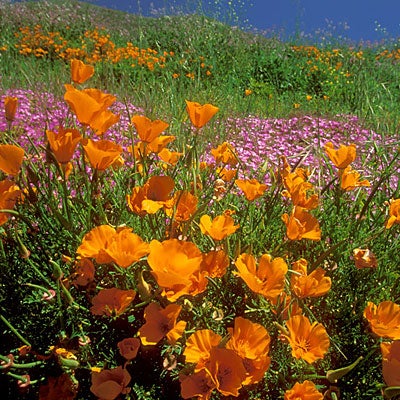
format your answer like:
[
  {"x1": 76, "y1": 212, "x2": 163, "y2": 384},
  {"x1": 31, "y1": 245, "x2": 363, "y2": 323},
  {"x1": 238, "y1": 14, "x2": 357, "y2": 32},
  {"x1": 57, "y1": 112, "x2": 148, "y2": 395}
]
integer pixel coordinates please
[
  {"x1": 4, "y1": 96, "x2": 18, "y2": 123},
  {"x1": 326, "y1": 356, "x2": 363, "y2": 383}
]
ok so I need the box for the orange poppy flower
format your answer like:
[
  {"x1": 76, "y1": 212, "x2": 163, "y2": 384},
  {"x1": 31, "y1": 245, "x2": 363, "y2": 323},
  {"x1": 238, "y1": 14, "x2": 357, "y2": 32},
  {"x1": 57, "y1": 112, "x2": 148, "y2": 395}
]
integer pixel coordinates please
[
  {"x1": 90, "y1": 287, "x2": 136, "y2": 317},
  {"x1": 290, "y1": 258, "x2": 331, "y2": 298},
  {"x1": 82, "y1": 138, "x2": 122, "y2": 171},
  {"x1": 199, "y1": 214, "x2": 239, "y2": 241},
  {"x1": 281, "y1": 206, "x2": 321, "y2": 241},
  {"x1": 4, "y1": 96, "x2": 18, "y2": 122},
  {"x1": 158, "y1": 148, "x2": 183, "y2": 167},
  {"x1": 284, "y1": 380, "x2": 323, "y2": 400},
  {"x1": 147, "y1": 135, "x2": 176, "y2": 154},
  {"x1": 353, "y1": 248, "x2": 378, "y2": 269},
  {"x1": 90, "y1": 366, "x2": 131, "y2": 400},
  {"x1": 210, "y1": 142, "x2": 238, "y2": 166},
  {"x1": 0, "y1": 179, "x2": 22, "y2": 226},
  {"x1": 46, "y1": 127, "x2": 82, "y2": 164},
  {"x1": 70, "y1": 257, "x2": 95, "y2": 287},
  {"x1": 235, "y1": 178, "x2": 267, "y2": 201},
  {"x1": 185, "y1": 100, "x2": 219, "y2": 128},
  {"x1": 117, "y1": 337, "x2": 140, "y2": 361},
  {"x1": 147, "y1": 238, "x2": 204, "y2": 301},
  {"x1": 38, "y1": 373, "x2": 78, "y2": 400},
  {"x1": 226, "y1": 317, "x2": 271, "y2": 385},
  {"x1": 138, "y1": 302, "x2": 186, "y2": 345},
  {"x1": 340, "y1": 165, "x2": 370, "y2": 191},
  {"x1": 127, "y1": 175, "x2": 175, "y2": 215},
  {"x1": 183, "y1": 329, "x2": 222, "y2": 371},
  {"x1": 64, "y1": 84, "x2": 119, "y2": 135},
  {"x1": 131, "y1": 115, "x2": 169, "y2": 143},
  {"x1": 283, "y1": 314, "x2": 330, "y2": 363},
  {"x1": 234, "y1": 253, "x2": 288, "y2": 302},
  {"x1": 217, "y1": 167, "x2": 237, "y2": 182},
  {"x1": 381, "y1": 340, "x2": 400, "y2": 387},
  {"x1": 103, "y1": 227, "x2": 150, "y2": 268},
  {"x1": 70, "y1": 59, "x2": 94, "y2": 84},
  {"x1": 385, "y1": 198, "x2": 400, "y2": 229},
  {"x1": 205, "y1": 347, "x2": 247, "y2": 397},
  {"x1": 166, "y1": 190, "x2": 198, "y2": 223},
  {"x1": 180, "y1": 369, "x2": 216, "y2": 400},
  {"x1": 364, "y1": 301, "x2": 400, "y2": 339},
  {"x1": 282, "y1": 172, "x2": 319, "y2": 210},
  {"x1": 0, "y1": 144, "x2": 24, "y2": 176},
  {"x1": 324, "y1": 142, "x2": 357, "y2": 169},
  {"x1": 201, "y1": 249, "x2": 229, "y2": 278}
]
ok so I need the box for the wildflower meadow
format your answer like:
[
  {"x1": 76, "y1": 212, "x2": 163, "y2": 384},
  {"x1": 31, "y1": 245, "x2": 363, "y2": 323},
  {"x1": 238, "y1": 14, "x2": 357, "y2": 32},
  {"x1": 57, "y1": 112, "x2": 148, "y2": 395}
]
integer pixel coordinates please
[{"x1": 0, "y1": 1, "x2": 399, "y2": 399}]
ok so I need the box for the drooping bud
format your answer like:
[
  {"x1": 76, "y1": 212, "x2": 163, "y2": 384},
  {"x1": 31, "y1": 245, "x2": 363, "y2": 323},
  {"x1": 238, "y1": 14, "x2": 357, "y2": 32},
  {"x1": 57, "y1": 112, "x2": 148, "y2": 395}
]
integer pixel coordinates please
[{"x1": 326, "y1": 356, "x2": 363, "y2": 383}]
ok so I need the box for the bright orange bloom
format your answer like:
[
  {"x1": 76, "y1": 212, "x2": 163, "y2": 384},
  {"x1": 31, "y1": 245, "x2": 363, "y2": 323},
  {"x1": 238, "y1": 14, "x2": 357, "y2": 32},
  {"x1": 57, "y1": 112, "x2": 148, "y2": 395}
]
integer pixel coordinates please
[
  {"x1": 185, "y1": 100, "x2": 219, "y2": 128},
  {"x1": 147, "y1": 135, "x2": 176, "y2": 153},
  {"x1": 183, "y1": 329, "x2": 222, "y2": 371},
  {"x1": 234, "y1": 253, "x2": 288, "y2": 301},
  {"x1": 284, "y1": 315, "x2": 330, "y2": 363},
  {"x1": 46, "y1": 127, "x2": 82, "y2": 164},
  {"x1": 381, "y1": 340, "x2": 400, "y2": 387},
  {"x1": 70, "y1": 59, "x2": 94, "y2": 84},
  {"x1": 284, "y1": 380, "x2": 323, "y2": 400},
  {"x1": 235, "y1": 178, "x2": 267, "y2": 201},
  {"x1": 324, "y1": 142, "x2": 357, "y2": 169},
  {"x1": 340, "y1": 165, "x2": 370, "y2": 191},
  {"x1": 158, "y1": 148, "x2": 182, "y2": 166},
  {"x1": 199, "y1": 214, "x2": 239, "y2": 241},
  {"x1": 385, "y1": 198, "x2": 400, "y2": 229},
  {"x1": 70, "y1": 258, "x2": 95, "y2": 287},
  {"x1": 282, "y1": 171, "x2": 319, "y2": 210},
  {"x1": 90, "y1": 288, "x2": 136, "y2": 317},
  {"x1": 353, "y1": 248, "x2": 378, "y2": 269},
  {"x1": 90, "y1": 366, "x2": 131, "y2": 400},
  {"x1": 117, "y1": 337, "x2": 140, "y2": 361},
  {"x1": 127, "y1": 175, "x2": 175, "y2": 215},
  {"x1": 290, "y1": 258, "x2": 331, "y2": 298},
  {"x1": 201, "y1": 249, "x2": 229, "y2": 278},
  {"x1": 64, "y1": 84, "x2": 119, "y2": 135},
  {"x1": 0, "y1": 179, "x2": 22, "y2": 226},
  {"x1": 281, "y1": 206, "x2": 321, "y2": 241},
  {"x1": 205, "y1": 347, "x2": 247, "y2": 397},
  {"x1": 82, "y1": 139, "x2": 122, "y2": 171},
  {"x1": 364, "y1": 301, "x2": 400, "y2": 339},
  {"x1": 226, "y1": 317, "x2": 271, "y2": 385},
  {"x1": 166, "y1": 190, "x2": 198, "y2": 223},
  {"x1": 138, "y1": 302, "x2": 186, "y2": 345},
  {"x1": 180, "y1": 369, "x2": 216, "y2": 400},
  {"x1": 131, "y1": 115, "x2": 169, "y2": 143},
  {"x1": 210, "y1": 142, "x2": 238, "y2": 166},
  {"x1": 0, "y1": 144, "x2": 24, "y2": 176},
  {"x1": 4, "y1": 96, "x2": 18, "y2": 122},
  {"x1": 147, "y1": 239, "x2": 204, "y2": 301}
]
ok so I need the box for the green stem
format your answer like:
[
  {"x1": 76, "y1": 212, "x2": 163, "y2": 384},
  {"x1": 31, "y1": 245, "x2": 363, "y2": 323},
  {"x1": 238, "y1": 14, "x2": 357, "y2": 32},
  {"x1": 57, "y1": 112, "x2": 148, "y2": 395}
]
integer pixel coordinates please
[{"x1": 0, "y1": 314, "x2": 31, "y2": 347}]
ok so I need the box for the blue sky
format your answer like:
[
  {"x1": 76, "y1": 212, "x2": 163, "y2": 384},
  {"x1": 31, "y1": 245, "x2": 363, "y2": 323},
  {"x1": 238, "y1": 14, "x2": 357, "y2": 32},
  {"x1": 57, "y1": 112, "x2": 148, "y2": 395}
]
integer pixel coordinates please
[{"x1": 86, "y1": 0, "x2": 400, "y2": 43}]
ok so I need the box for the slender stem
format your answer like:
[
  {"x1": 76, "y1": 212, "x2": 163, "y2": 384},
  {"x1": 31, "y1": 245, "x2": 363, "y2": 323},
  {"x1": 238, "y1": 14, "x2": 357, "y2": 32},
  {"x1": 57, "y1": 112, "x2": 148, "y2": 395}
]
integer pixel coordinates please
[{"x1": 0, "y1": 314, "x2": 31, "y2": 347}]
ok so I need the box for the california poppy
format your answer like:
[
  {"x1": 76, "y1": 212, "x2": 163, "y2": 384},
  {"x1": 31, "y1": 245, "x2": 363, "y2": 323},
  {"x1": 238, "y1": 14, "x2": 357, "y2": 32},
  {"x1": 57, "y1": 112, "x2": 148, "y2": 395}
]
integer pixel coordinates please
[
  {"x1": 185, "y1": 100, "x2": 219, "y2": 128},
  {"x1": 90, "y1": 366, "x2": 131, "y2": 400},
  {"x1": 147, "y1": 238, "x2": 204, "y2": 301},
  {"x1": 324, "y1": 142, "x2": 357, "y2": 169},
  {"x1": 70, "y1": 257, "x2": 95, "y2": 287},
  {"x1": 138, "y1": 302, "x2": 186, "y2": 345},
  {"x1": 339, "y1": 165, "x2": 370, "y2": 191},
  {"x1": 385, "y1": 198, "x2": 400, "y2": 229},
  {"x1": 90, "y1": 287, "x2": 136, "y2": 317},
  {"x1": 283, "y1": 314, "x2": 330, "y2": 363},
  {"x1": 234, "y1": 253, "x2": 288, "y2": 302},
  {"x1": 82, "y1": 138, "x2": 122, "y2": 171},
  {"x1": 211, "y1": 142, "x2": 238, "y2": 166},
  {"x1": 0, "y1": 179, "x2": 21, "y2": 226},
  {"x1": 199, "y1": 214, "x2": 239, "y2": 241},
  {"x1": 131, "y1": 115, "x2": 169, "y2": 143},
  {"x1": 284, "y1": 380, "x2": 323, "y2": 400},
  {"x1": 158, "y1": 148, "x2": 183, "y2": 167},
  {"x1": 235, "y1": 178, "x2": 267, "y2": 201},
  {"x1": 290, "y1": 258, "x2": 331, "y2": 298},
  {"x1": 117, "y1": 337, "x2": 140, "y2": 361},
  {"x1": 381, "y1": 340, "x2": 400, "y2": 387},
  {"x1": 226, "y1": 317, "x2": 271, "y2": 385},
  {"x1": 166, "y1": 190, "x2": 198, "y2": 223},
  {"x1": 4, "y1": 96, "x2": 18, "y2": 123},
  {"x1": 281, "y1": 206, "x2": 321, "y2": 241},
  {"x1": 0, "y1": 144, "x2": 24, "y2": 176},
  {"x1": 364, "y1": 301, "x2": 400, "y2": 339},
  {"x1": 282, "y1": 172, "x2": 319, "y2": 210},
  {"x1": 201, "y1": 249, "x2": 229, "y2": 278},
  {"x1": 180, "y1": 369, "x2": 216, "y2": 400},
  {"x1": 46, "y1": 127, "x2": 82, "y2": 164},
  {"x1": 70, "y1": 59, "x2": 95, "y2": 84},
  {"x1": 353, "y1": 248, "x2": 378, "y2": 269}
]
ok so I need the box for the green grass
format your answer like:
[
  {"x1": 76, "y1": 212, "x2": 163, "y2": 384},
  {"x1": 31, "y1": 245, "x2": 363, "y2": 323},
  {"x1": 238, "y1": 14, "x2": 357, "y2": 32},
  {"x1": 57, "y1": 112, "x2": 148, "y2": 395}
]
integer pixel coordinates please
[{"x1": 0, "y1": 1, "x2": 399, "y2": 399}]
